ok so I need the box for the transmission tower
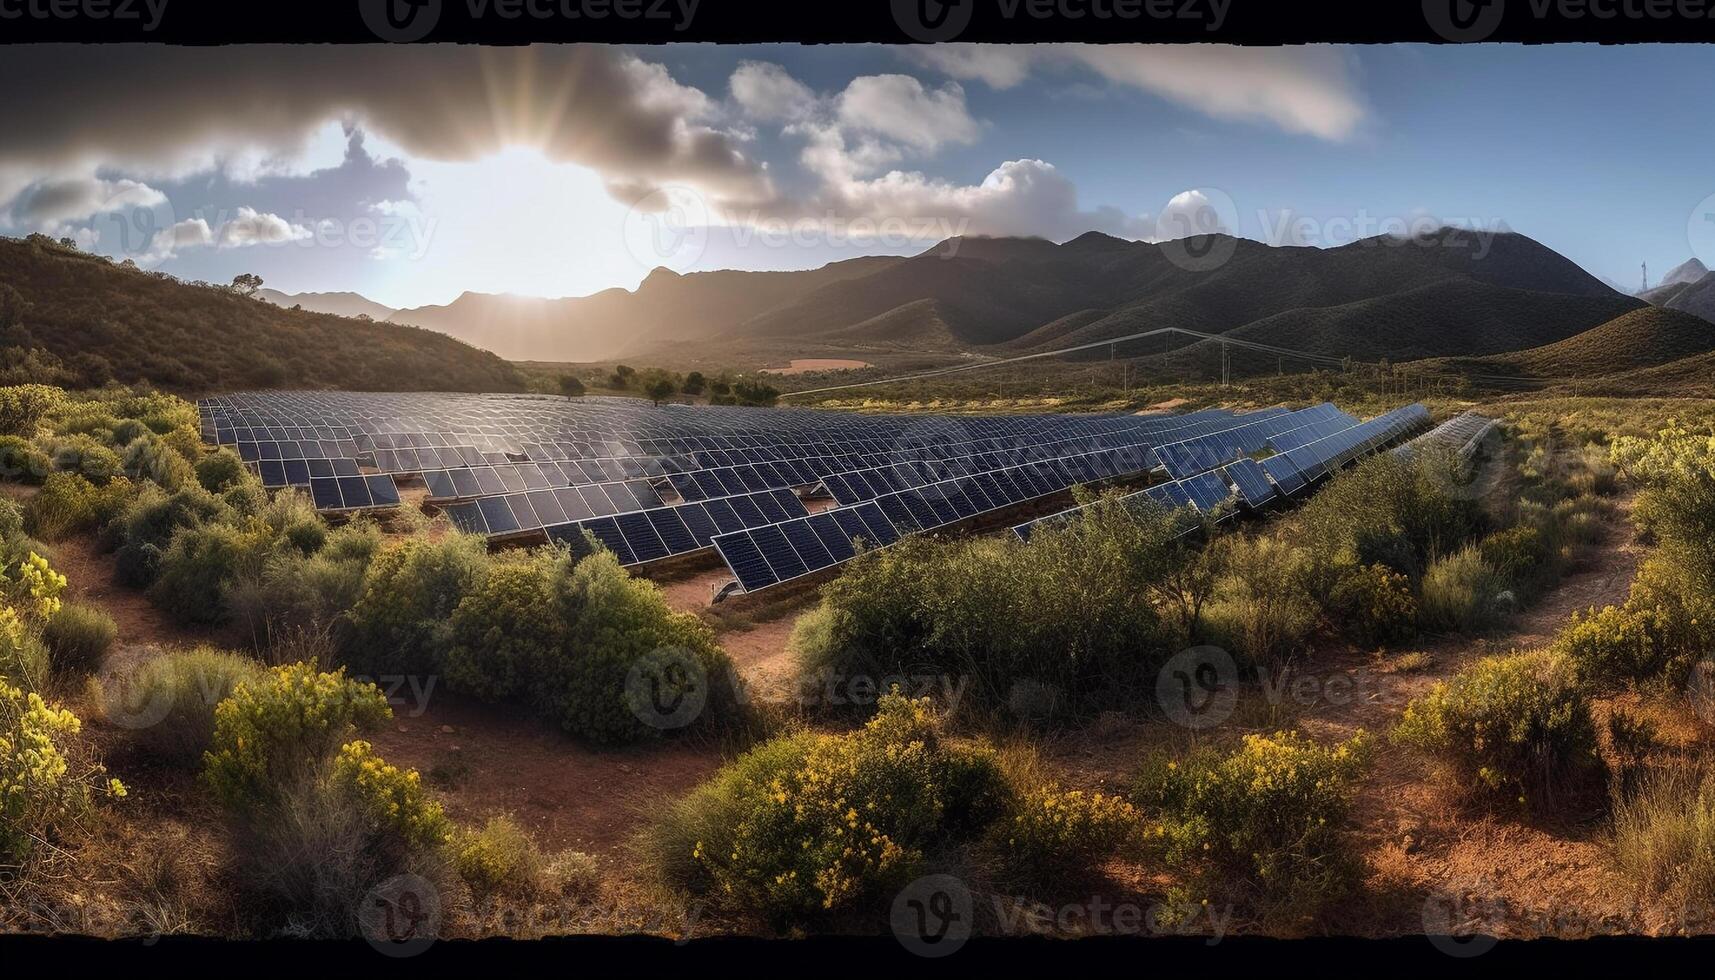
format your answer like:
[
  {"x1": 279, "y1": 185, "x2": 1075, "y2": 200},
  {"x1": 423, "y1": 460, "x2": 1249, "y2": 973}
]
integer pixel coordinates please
[{"x1": 1642, "y1": 261, "x2": 1649, "y2": 293}]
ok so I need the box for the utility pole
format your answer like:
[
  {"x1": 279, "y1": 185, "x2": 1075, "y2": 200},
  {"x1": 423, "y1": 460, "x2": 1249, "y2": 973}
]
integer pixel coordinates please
[
  {"x1": 1220, "y1": 340, "x2": 1231, "y2": 388},
  {"x1": 1641, "y1": 261, "x2": 1649, "y2": 294}
]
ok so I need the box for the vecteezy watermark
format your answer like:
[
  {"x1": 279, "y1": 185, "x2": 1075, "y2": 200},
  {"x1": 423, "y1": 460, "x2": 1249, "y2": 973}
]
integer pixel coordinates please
[
  {"x1": 1155, "y1": 645, "x2": 1239, "y2": 729},
  {"x1": 360, "y1": 873, "x2": 441, "y2": 958},
  {"x1": 794, "y1": 669, "x2": 970, "y2": 713},
  {"x1": 891, "y1": 0, "x2": 1231, "y2": 41},
  {"x1": 891, "y1": 874, "x2": 974, "y2": 957},
  {"x1": 1689, "y1": 193, "x2": 1715, "y2": 270},
  {"x1": 625, "y1": 645, "x2": 710, "y2": 731},
  {"x1": 359, "y1": 0, "x2": 700, "y2": 41},
  {"x1": 1156, "y1": 187, "x2": 1240, "y2": 274},
  {"x1": 0, "y1": 0, "x2": 169, "y2": 31},
  {"x1": 348, "y1": 673, "x2": 439, "y2": 718},
  {"x1": 1255, "y1": 210, "x2": 1511, "y2": 260},
  {"x1": 1426, "y1": 0, "x2": 1715, "y2": 41}
]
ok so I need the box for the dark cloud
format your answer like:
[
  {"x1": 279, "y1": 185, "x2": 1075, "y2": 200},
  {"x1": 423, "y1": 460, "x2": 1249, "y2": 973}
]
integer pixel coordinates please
[{"x1": 0, "y1": 44, "x2": 776, "y2": 210}]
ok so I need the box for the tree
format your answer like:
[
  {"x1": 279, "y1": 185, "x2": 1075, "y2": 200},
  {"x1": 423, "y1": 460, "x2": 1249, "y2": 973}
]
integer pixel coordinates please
[
  {"x1": 0, "y1": 284, "x2": 27, "y2": 334},
  {"x1": 645, "y1": 378, "x2": 676, "y2": 406},
  {"x1": 58, "y1": 237, "x2": 78, "y2": 250},
  {"x1": 558, "y1": 374, "x2": 586, "y2": 398},
  {"x1": 610, "y1": 365, "x2": 637, "y2": 389},
  {"x1": 231, "y1": 273, "x2": 264, "y2": 297},
  {"x1": 682, "y1": 371, "x2": 706, "y2": 396}
]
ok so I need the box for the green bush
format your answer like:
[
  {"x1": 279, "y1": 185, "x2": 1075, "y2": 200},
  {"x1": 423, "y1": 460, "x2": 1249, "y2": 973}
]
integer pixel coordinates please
[
  {"x1": 259, "y1": 489, "x2": 327, "y2": 555},
  {"x1": 227, "y1": 521, "x2": 380, "y2": 644},
  {"x1": 50, "y1": 435, "x2": 121, "y2": 484},
  {"x1": 93, "y1": 647, "x2": 266, "y2": 767},
  {"x1": 1294, "y1": 451, "x2": 1482, "y2": 589},
  {"x1": 111, "y1": 482, "x2": 233, "y2": 587},
  {"x1": 445, "y1": 546, "x2": 742, "y2": 743},
  {"x1": 995, "y1": 778, "x2": 1140, "y2": 890},
  {"x1": 794, "y1": 494, "x2": 1181, "y2": 723},
  {"x1": 202, "y1": 662, "x2": 392, "y2": 812},
  {"x1": 328, "y1": 739, "x2": 452, "y2": 853},
  {"x1": 1328, "y1": 562, "x2": 1418, "y2": 648},
  {"x1": 344, "y1": 533, "x2": 490, "y2": 676},
  {"x1": 1133, "y1": 731, "x2": 1370, "y2": 909},
  {"x1": 43, "y1": 602, "x2": 117, "y2": 676},
  {"x1": 0, "y1": 384, "x2": 65, "y2": 436},
  {"x1": 1393, "y1": 650, "x2": 1603, "y2": 810},
  {"x1": 149, "y1": 521, "x2": 274, "y2": 625},
  {"x1": 642, "y1": 694, "x2": 1007, "y2": 923},
  {"x1": 454, "y1": 815, "x2": 551, "y2": 898},
  {"x1": 0, "y1": 434, "x2": 50, "y2": 484},
  {"x1": 122, "y1": 433, "x2": 196, "y2": 490},
  {"x1": 1202, "y1": 535, "x2": 1318, "y2": 668},
  {"x1": 109, "y1": 418, "x2": 149, "y2": 448},
  {"x1": 1, "y1": 675, "x2": 123, "y2": 864},
  {"x1": 1418, "y1": 546, "x2": 1506, "y2": 634},
  {"x1": 194, "y1": 448, "x2": 249, "y2": 494}
]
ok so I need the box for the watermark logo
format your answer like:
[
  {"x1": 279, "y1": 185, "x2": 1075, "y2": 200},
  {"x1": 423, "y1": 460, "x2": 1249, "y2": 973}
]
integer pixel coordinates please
[
  {"x1": 1155, "y1": 645, "x2": 1238, "y2": 729},
  {"x1": 891, "y1": 874, "x2": 973, "y2": 957},
  {"x1": 1424, "y1": 0, "x2": 1505, "y2": 41},
  {"x1": 1689, "y1": 193, "x2": 1715, "y2": 270},
  {"x1": 359, "y1": 0, "x2": 442, "y2": 41},
  {"x1": 360, "y1": 873, "x2": 441, "y2": 957},
  {"x1": 1157, "y1": 187, "x2": 1239, "y2": 274},
  {"x1": 0, "y1": 0, "x2": 169, "y2": 31},
  {"x1": 621, "y1": 184, "x2": 710, "y2": 274},
  {"x1": 891, "y1": 0, "x2": 974, "y2": 41},
  {"x1": 93, "y1": 661, "x2": 178, "y2": 732},
  {"x1": 625, "y1": 645, "x2": 709, "y2": 730}
]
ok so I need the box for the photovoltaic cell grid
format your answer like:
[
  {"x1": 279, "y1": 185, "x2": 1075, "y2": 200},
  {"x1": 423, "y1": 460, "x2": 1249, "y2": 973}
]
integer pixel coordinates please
[
  {"x1": 708, "y1": 403, "x2": 1380, "y2": 594},
  {"x1": 1393, "y1": 411, "x2": 1497, "y2": 464},
  {"x1": 1012, "y1": 404, "x2": 1432, "y2": 544}
]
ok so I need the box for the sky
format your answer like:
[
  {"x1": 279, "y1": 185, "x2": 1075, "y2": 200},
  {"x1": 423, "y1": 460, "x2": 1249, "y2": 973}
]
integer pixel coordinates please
[{"x1": 1, "y1": 43, "x2": 1712, "y2": 310}]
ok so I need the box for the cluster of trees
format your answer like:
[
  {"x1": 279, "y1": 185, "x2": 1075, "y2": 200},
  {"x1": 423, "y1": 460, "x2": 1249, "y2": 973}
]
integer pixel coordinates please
[{"x1": 555, "y1": 364, "x2": 780, "y2": 407}]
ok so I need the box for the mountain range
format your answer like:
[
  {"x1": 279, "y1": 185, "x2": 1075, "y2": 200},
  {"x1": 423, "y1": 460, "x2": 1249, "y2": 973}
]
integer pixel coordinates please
[{"x1": 260, "y1": 228, "x2": 1701, "y2": 372}]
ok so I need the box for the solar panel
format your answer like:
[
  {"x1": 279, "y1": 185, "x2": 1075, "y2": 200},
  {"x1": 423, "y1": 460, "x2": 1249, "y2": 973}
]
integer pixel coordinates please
[{"x1": 1223, "y1": 458, "x2": 1276, "y2": 508}]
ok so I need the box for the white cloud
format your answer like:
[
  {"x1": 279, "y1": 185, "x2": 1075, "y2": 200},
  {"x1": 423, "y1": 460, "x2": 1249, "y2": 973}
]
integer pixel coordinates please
[
  {"x1": 731, "y1": 61, "x2": 819, "y2": 123},
  {"x1": 835, "y1": 75, "x2": 982, "y2": 153},
  {"x1": 145, "y1": 217, "x2": 215, "y2": 261},
  {"x1": 907, "y1": 44, "x2": 1368, "y2": 142},
  {"x1": 215, "y1": 207, "x2": 312, "y2": 247},
  {"x1": 8, "y1": 176, "x2": 166, "y2": 227}
]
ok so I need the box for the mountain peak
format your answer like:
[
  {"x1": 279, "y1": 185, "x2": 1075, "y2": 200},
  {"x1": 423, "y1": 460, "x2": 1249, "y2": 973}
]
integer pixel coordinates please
[
  {"x1": 1658, "y1": 257, "x2": 1709, "y2": 290},
  {"x1": 641, "y1": 266, "x2": 684, "y2": 289}
]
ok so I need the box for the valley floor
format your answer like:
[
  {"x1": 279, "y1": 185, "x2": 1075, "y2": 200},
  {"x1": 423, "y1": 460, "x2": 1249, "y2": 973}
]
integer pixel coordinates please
[{"x1": 29, "y1": 466, "x2": 1701, "y2": 942}]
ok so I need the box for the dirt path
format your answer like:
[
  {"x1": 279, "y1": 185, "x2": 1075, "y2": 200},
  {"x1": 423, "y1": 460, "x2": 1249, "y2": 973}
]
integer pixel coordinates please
[{"x1": 47, "y1": 532, "x2": 223, "y2": 670}]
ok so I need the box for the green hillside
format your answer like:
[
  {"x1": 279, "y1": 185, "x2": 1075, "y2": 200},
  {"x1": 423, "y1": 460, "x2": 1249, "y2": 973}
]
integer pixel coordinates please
[{"x1": 0, "y1": 235, "x2": 524, "y2": 393}]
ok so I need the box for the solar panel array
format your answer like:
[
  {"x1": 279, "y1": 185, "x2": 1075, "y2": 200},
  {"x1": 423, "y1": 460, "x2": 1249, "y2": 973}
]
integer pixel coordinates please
[
  {"x1": 1013, "y1": 403, "x2": 1432, "y2": 543},
  {"x1": 708, "y1": 401, "x2": 1392, "y2": 594},
  {"x1": 1393, "y1": 411, "x2": 1497, "y2": 464}
]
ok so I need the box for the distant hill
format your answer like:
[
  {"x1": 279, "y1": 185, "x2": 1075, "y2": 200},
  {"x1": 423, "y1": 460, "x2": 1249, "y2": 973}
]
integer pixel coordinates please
[
  {"x1": 1657, "y1": 257, "x2": 1708, "y2": 290},
  {"x1": 387, "y1": 258, "x2": 902, "y2": 362},
  {"x1": 258, "y1": 288, "x2": 398, "y2": 322},
  {"x1": 0, "y1": 235, "x2": 523, "y2": 393},
  {"x1": 1412, "y1": 306, "x2": 1715, "y2": 382},
  {"x1": 1659, "y1": 272, "x2": 1715, "y2": 323}
]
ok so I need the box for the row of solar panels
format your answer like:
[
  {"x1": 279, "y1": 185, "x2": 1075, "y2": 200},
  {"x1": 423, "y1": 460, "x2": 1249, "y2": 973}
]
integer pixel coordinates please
[
  {"x1": 1148, "y1": 403, "x2": 1352, "y2": 480},
  {"x1": 709, "y1": 444, "x2": 1156, "y2": 594},
  {"x1": 1015, "y1": 404, "x2": 1433, "y2": 542},
  {"x1": 443, "y1": 487, "x2": 809, "y2": 560},
  {"x1": 307, "y1": 475, "x2": 404, "y2": 513},
  {"x1": 1393, "y1": 411, "x2": 1497, "y2": 464}
]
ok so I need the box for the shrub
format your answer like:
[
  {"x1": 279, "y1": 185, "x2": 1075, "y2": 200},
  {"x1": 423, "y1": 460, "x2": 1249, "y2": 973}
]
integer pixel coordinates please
[
  {"x1": 454, "y1": 815, "x2": 549, "y2": 898},
  {"x1": 4, "y1": 550, "x2": 66, "y2": 622},
  {"x1": 794, "y1": 495, "x2": 1181, "y2": 723},
  {"x1": 109, "y1": 418, "x2": 150, "y2": 448},
  {"x1": 344, "y1": 533, "x2": 489, "y2": 676},
  {"x1": 995, "y1": 780, "x2": 1140, "y2": 890},
  {"x1": 202, "y1": 662, "x2": 392, "y2": 812},
  {"x1": 1611, "y1": 765, "x2": 1715, "y2": 915},
  {"x1": 0, "y1": 434, "x2": 51, "y2": 484},
  {"x1": 447, "y1": 547, "x2": 742, "y2": 743},
  {"x1": 50, "y1": 435, "x2": 121, "y2": 484},
  {"x1": 93, "y1": 647, "x2": 265, "y2": 767},
  {"x1": 259, "y1": 489, "x2": 327, "y2": 555},
  {"x1": 0, "y1": 608, "x2": 50, "y2": 692},
  {"x1": 642, "y1": 694, "x2": 1008, "y2": 923},
  {"x1": 1327, "y1": 561, "x2": 1418, "y2": 648},
  {"x1": 0, "y1": 384, "x2": 65, "y2": 436},
  {"x1": 1556, "y1": 604, "x2": 1664, "y2": 688},
  {"x1": 24, "y1": 472, "x2": 97, "y2": 541},
  {"x1": 43, "y1": 602, "x2": 117, "y2": 676},
  {"x1": 1133, "y1": 731, "x2": 1371, "y2": 910},
  {"x1": 122, "y1": 433, "x2": 196, "y2": 490},
  {"x1": 328, "y1": 740, "x2": 452, "y2": 853},
  {"x1": 1294, "y1": 451, "x2": 1482, "y2": 588},
  {"x1": 1418, "y1": 546, "x2": 1505, "y2": 634},
  {"x1": 194, "y1": 449, "x2": 249, "y2": 494},
  {"x1": 1393, "y1": 650, "x2": 1603, "y2": 810},
  {"x1": 227, "y1": 521, "x2": 380, "y2": 646},
  {"x1": 1478, "y1": 524, "x2": 1552, "y2": 595},
  {"x1": 111, "y1": 483, "x2": 233, "y2": 587},
  {"x1": 1, "y1": 676, "x2": 124, "y2": 863},
  {"x1": 150, "y1": 521, "x2": 275, "y2": 625},
  {"x1": 1202, "y1": 535, "x2": 1318, "y2": 668}
]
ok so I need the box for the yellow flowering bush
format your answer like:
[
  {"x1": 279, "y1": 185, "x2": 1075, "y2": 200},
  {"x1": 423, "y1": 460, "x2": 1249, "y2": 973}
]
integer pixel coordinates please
[
  {"x1": 3, "y1": 551, "x2": 66, "y2": 621},
  {"x1": 998, "y1": 782, "x2": 1140, "y2": 888},
  {"x1": 203, "y1": 662, "x2": 392, "y2": 812},
  {"x1": 1133, "y1": 730, "x2": 1370, "y2": 902},
  {"x1": 1393, "y1": 650, "x2": 1602, "y2": 810},
  {"x1": 647, "y1": 694, "x2": 1008, "y2": 923},
  {"x1": 453, "y1": 815, "x2": 548, "y2": 898},
  {"x1": 1, "y1": 675, "x2": 124, "y2": 862},
  {"x1": 330, "y1": 740, "x2": 451, "y2": 853}
]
